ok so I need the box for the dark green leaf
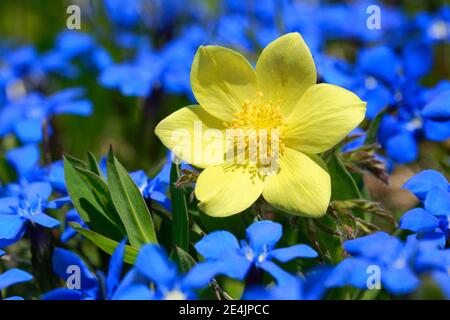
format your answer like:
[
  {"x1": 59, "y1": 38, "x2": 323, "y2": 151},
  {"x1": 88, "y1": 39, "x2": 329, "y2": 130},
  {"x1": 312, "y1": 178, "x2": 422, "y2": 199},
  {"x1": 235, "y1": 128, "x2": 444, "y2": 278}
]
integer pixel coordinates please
[
  {"x1": 64, "y1": 156, "x2": 124, "y2": 240},
  {"x1": 327, "y1": 151, "x2": 361, "y2": 200},
  {"x1": 170, "y1": 246, "x2": 196, "y2": 274},
  {"x1": 170, "y1": 162, "x2": 189, "y2": 251},
  {"x1": 106, "y1": 147, "x2": 157, "y2": 247},
  {"x1": 87, "y1": 152, "x2": 103, "y2": 178},
  {"x1": 73, "y1": 165, "x2": 124, "y2": 231},
  {"x1": 364, "y1": 107, "x2": 388, "y2": 145},
  {"x1": 70, "y1": 223, "x2": 138, "y2": 264}
]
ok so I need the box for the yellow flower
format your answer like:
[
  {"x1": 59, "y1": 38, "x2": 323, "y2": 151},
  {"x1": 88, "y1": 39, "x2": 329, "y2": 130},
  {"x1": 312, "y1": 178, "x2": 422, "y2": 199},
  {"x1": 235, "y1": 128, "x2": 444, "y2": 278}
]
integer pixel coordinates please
[{"x1": 155, "y1": 33, "x2": 366, "y2": 218}]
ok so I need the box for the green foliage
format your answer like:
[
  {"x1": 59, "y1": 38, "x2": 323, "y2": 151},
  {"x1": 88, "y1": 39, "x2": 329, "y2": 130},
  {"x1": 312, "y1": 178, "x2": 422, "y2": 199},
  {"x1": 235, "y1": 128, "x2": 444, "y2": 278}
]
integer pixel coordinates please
[
  {"x1": 65, "y1": 148, "x2": 158, "y2": 252},
  {"x1": 106, "y1": 147, "x2": 158, "y2": 247},
  {"x1": 170, "y1": 162, "x2": 190, "y2": 251}
]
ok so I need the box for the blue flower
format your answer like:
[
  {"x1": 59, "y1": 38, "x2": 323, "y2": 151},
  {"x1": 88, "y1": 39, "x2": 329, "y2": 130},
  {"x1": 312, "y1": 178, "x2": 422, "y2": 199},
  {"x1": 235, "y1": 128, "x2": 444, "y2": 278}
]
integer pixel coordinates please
[
  {"x1": 43, "y1": 240, "x2": 126, "y2": 300},
  {"x1": 400, "y1": 170, "x2": 450, "y2": 246},
  {"x1": 113, "y1": 244, "x2": 211, "y2": 300},
  {"x1": 60, "y1": 209, "x2": 87, "y2": 243},
  {"x1": 243, "y1": 266, "x2": 332, "y2": 300},
  {"x1": 0, "y1": 266, "x2": 33, "y2": 300},
  {"x1": 6, "y1": 144, "x2": 40, "y2": 181},
  {"x1": 194, "y1": 220, "x2": 317, "y2": 284},
  {"x1": 0, "y1": 88, "x2": 92, "y2": 143},
  {"x1": 99, "y1": 44, "x2": 163, "y2": 97},
  {"x1": 415, "y1": 247, "x2": 450, "y2": 299},
  {"x1": 326, "y1": 232, "x2": 421, "y2": 295},
  {"x1": 0, "y1": 182, "x2": 61, "y2": 247},
  {"x1": 422, "y1": 90, "x2": 450, "y2": 122}
]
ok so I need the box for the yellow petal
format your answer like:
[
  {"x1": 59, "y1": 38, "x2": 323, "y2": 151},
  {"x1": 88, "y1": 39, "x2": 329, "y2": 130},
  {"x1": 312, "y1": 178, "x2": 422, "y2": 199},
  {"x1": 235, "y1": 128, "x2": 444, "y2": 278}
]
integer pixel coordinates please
[
  {"x1": 262, "y1": 148, "x2": 330, "y2": 217},
  {"x1": 190, "y1": 46, "x2": 258, "y2": 122},
  {"x1": 195, "y1": 164, "x2": 264, "y2": 217},
  {"x1": 155, "y1": 105, "x2": 227, "y2": 168},
  {"x1": 256, "y1": 33, "x2": 316, "y2": 117},
  {"x1": 284, "y1": 83, "x2": 366, "y2": 154}
]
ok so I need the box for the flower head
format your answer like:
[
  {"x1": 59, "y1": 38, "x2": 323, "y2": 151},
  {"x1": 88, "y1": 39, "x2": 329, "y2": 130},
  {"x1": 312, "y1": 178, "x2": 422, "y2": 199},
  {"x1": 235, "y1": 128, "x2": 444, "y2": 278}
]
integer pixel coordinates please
[
  {"x1": 194, "y1": 220, "x2": 317, "y2": 284},
  {"x1": 155, "y1": 33, "x2": 366, "y2": 217}
]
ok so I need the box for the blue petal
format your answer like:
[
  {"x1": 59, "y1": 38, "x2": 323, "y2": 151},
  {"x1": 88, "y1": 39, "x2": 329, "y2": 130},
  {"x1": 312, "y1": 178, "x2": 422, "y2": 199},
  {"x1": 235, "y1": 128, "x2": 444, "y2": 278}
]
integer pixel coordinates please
[
  {"x1": 423, "y1": 90, "x2": 450, "y2": 121},
  {"x1": 52, "y1": 99, "x2": 93, "y2": 116},
  {"x1": 24, "y1": 182, "x2": 52, "y2": 201},
  {"x1": 386, "y1": 131, "x2": 418, "y2": 163},
  {"x1": 134, "y1": 244, "x2": 177, "y2": 288},
  {"x1": 28, "y1": 213, "x2": 60, "y2": 228},
  {"x1": 106, "y1": 239, "x2": 126, "y2": 298},
  {"x1": 244, "y1": 279, "x2": 303, "y2": 300},
  {"x1": 14, "y1": 119, "x2": 43, "y2": 143},
  {"x1": 0, "y1": 214, "x2": 25, "y2": 247},
  {"x1": 399, "y1": 208, "x2": 440, "y2": 233},
  {"x1": 416, "y1": 248, "x2": 450, "y2": 273},
  {"x1": 432, "y1": 271, "x2": 450, "y2": 299},
  {"x1": 343, "y1": 232, "x2": 398, "y2": 259},
  {"x1": 402, "y1": 39, "x2": 433, "y2": 79},
  {"x1": 195, "y1": 230, "x2": 240, "y2": 260},
  {"x1": 259, "y1": 260, "x2": 296, "y2": 285},
  {"x1": 0, "y1": 197, "x2": 19, "y2": 214},
  {"x1": 270, "y1": 244, "x2": 318, "y2": 262},
  {"x1": 112, "y1": 269, "x2": 154, "y2": 300},
  {"x1": 181, "y1": 261, "x2": 221, "y2": 290},
  {"x1": 3, "y1": 296, "x2": 24, "y2": 300},
  {"x1": 47, "y1": 196, "x2": 71, "y2": 209},
  {"x1": 0, "y1": 269, "x2": 32, "y2": 290},
  {"x1": 246, "y1": 220, "x2": 282, "y2": 254},
  {"x1": 42, "y1": 288, "x2": 84, "y2": 300},
  {"x1": 0, "y1": 249, "x2": 4, "y2": 257},
  {"x1": 382, "y1": 267, "x2": 420, "y2": 295},
  {"x1": 403, "y1": 169, "x2": 449, "y2": 201},
  {"x1": 358, "y1": 46, "x2": 398, "y2": 84},
  {"x1": 424, "y1": 119, "x2": 450, "y2": 141},
  {"x1": 424, "y1": 188, "x2": 450, "y2": 216},
  {"x1": 325, "y1": 258, "x2": 373, "y2": 289},
  {"x1": 303, "y1": 266, "x2": 333, "y2": 300},
  {"x1": 6, "y1": 144, "x2": 40, "y2": 178},
  {"x1": 52, "y1": 248, "x2": 98, "y2": 292}
]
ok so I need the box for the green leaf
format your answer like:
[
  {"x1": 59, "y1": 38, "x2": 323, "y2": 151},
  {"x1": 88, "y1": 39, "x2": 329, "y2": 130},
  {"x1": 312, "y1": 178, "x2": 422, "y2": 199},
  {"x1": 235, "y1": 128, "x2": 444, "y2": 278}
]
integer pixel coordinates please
[
  {"x1": 70, "y1": 223, "x2": 138, "y2": 264},
  {"x1": 73, "y1": 165, "x2": 124, "y2": 231},
  {"x1": 170, "y1": 162, "x2": 189, "y2": 251},
  {"x1": 364, "y1": 107, "x2": 388, "y2": 145},
  {"x1": 87, "y1": 152, "x2": 103, "y2": 178},
  {"x1": 106, "y1": 147, "x2": 157, "y2": 247},
  {"x1": 327, "y1": 151, "x2": 361, "y2": 200},
  {"x1": 64, "y1": 156, "x2": 124, "y2": 240},
  {"x1": 170, "y1": 246, "x2": 196, "y2": 274}
]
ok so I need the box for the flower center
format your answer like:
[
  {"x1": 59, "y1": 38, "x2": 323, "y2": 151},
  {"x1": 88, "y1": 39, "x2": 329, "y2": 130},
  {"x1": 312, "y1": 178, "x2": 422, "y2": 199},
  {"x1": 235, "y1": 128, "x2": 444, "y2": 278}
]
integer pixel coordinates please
[
  {"x1": 224, "y1": 95, "x2": 286, "y2": 176},
  {"x1": 164, "y1": 289, "x2": 187, "y2": 300}
]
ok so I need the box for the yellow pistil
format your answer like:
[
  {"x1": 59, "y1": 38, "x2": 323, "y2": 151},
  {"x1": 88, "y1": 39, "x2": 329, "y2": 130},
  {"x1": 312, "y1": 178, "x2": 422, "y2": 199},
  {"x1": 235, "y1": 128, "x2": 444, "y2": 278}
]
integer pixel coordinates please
[{"x1": 223, "y1": 97, "x2": 286, "y2": 176}]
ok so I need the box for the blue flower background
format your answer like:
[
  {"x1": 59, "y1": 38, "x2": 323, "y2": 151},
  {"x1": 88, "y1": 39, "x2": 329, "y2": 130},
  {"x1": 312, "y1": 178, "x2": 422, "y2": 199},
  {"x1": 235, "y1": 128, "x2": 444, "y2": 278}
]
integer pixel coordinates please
[{"x1": 0, "y1": 0, "x2": 449, "y2": 300}]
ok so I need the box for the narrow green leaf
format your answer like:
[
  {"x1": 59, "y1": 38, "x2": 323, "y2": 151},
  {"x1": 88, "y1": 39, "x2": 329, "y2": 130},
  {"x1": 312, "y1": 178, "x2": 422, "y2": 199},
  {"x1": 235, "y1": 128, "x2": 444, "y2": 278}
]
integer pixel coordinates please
[
  {"x1": 70, "y1": 223, "x2": 138, "y2": 264},
  {"x1": 364, "y1": 107, "x2": 388, "y2": 145},
  {"x1": 327, "y1": 151, "x2": 361, "y2": 200},
  {"x1": 170, "y1": 163, "x2": 189, "y2": 251},
  {"x1": 87, "y1": 152, "x2": 103, "y2": 178},
  {"x1": 64, "y1": 154, "x2": 87, "y2": 168},
  {"x1": 73, "y1": 165, "x2": 124, "y2": 231},
  {"x1": 170, "y1": 246, "x2": 196, "y2": 274},
  {"x1": 106, "y1": 147, "x2": 157, "y2": 247},
  {"x1": 64, "y1": 156, "x2": 124, "y2": 240}
]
